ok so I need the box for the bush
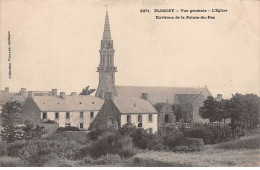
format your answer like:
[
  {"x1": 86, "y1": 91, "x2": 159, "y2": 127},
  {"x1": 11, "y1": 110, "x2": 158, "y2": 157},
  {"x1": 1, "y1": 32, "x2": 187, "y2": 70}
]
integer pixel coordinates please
[
  {"x1": 89, "y1": 130, "x2": 135, "y2": 159},
  {"x1": 163, "y1": 135, "x2": 183, "y2": 150},
  {"x1": 88, "y1": 129, "x2": 104, "y2": 141},
  {"x1": 0, "y1": 156, "x2": 27, "y2": 167},
  {"x1": 172, "y1": 145, "x2": 189, "y2": 152},
  {"x1": 0, "y1": 142, "x2": 8, "y2": 156},
  {"x1": 57, "y1": 126, "x2": 81, "y2": 132},
  {"x1": 92, "y1": 154, "x2": 122, "y2": 165},
  {"x1": 19, "y1": 138, "x2": 83, "y2": 166},
  {"x1": 119, "y1": 126, "x2": 166, "y2": 151},
  {"x1": 182, "y1": 123, "x2": 234, "y2": 144},
  {"x1": 6, "y1": 140, "x2": 27, "y2": 157}
]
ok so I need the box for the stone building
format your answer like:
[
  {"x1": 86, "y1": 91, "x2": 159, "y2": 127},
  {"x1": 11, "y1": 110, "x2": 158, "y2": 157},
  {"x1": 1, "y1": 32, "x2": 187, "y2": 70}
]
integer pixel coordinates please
[
  {"x1": 154, "y1": 102, "x2": 176, "y2": 126},
  {"x1": 89, "y1": 92, "x2": 158, "y2": 133},
  {"x1": 174, "y1": 93, "x2": 208, "y2": 123},
  {"x1": 21, "y1": 92, "x2": 104, "y2": 130},
  {"x1": 93, "y1": 11, "x2": 213, "y2": 124}
]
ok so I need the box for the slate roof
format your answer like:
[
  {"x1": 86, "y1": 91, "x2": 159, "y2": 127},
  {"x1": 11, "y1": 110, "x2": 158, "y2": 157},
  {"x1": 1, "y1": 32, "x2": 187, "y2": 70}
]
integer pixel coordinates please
[
  {"x1": 116, "y1": 86, "x2": 212, "y2": 105},
  {"x1": 32, "y1": 95, "x2": 104, "y2": 112},
  {"x1": 175, "y1": 94, "x2": 205, "y2": 105},
  {"x1": 113, "y1": 96, "x2": 158, "y2": 114},
  {"x1": 0, "y1": 92, "x2": 27, "y2": 106}
]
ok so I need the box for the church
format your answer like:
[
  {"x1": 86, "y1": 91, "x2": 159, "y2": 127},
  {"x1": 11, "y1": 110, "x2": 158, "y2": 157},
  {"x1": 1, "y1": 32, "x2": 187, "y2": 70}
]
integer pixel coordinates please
[
  {"x1": 1, "y1": 11, "x2": 212, "y2": 133},
  {"x1": 93, "y1": 11, "x2": 212, "y2": 129}
]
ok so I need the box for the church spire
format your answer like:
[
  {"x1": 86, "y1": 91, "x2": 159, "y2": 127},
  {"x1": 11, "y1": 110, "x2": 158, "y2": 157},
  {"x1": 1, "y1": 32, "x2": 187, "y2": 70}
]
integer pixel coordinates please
[
  {"x1": 102, "y1": 11, "x2": 111, "y2": 40},
  {"x1": 96, "y1": 10, "x2": 117, "y2": 99}
]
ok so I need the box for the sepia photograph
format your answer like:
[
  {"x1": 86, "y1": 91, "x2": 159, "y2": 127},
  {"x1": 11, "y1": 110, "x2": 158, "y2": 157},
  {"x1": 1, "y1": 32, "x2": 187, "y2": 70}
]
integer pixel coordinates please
[{"x1": 0, "y1": 0, "x2": 259, "y2": 167}]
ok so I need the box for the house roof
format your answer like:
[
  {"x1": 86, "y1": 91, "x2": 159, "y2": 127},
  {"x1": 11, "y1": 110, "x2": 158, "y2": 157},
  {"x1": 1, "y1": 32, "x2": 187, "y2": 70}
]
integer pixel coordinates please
[
  {"x1": 0, "y1": 92, "x2": 27, "y2": 106},
  {"x1": 116, "y1": 86, "x2": 212, "y2": 105},
  {"x1": 175, "y1": 94, "x2": 204, "y2": 105},
  {"x1": 113, "y1": 96, "x2": 158, "y2": 114},
  {"x1": 32, "y1": 95, "x2": 104, "y2": 112}
]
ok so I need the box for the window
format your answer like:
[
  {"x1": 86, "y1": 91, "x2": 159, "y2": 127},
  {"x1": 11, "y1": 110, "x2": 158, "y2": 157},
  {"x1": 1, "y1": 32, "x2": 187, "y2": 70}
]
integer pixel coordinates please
[
  {"x1": 164, "y1": 114, "x2": 169, "y2": 123},
  {"x1": 127, "y1": 115, "x2": 131, "y2": 123},
  {"x1": 90, "y1": 112, "x2": 94, "y2": 119},
  {"x1": 65, "y1": 123, "x2": 71, "y2": 127},
  {"x1": 55, "y1": 112, "x2": 59, "y2": 119},
  {"x1": 148, "y1": 128, "x2": 153, "y2": 133},
  {"x1": 80, "y1": 123, "x2": 84, "y2": 129},
  {"x1": 148, "y1": 114, "x2": 153, "y2": 122},
  {"x1": 42, "y1": 112, "x2": 47, "y2": 119},
  {"x1": 138, "y1": 115, "x2": 142, "y2": 123},
  {"x1": 66, "y1": 112, "x2": 70, "y2": 119},
  {"x1": 80, "y1": 112, "x2": 84, "y2": 118}
]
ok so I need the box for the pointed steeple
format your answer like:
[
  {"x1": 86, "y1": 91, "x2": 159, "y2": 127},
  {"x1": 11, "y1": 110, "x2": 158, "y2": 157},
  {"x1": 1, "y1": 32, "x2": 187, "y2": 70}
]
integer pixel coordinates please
[
  {"x1": 96, "y1": 10, "x2": 117, "y2": 99},
  {"x1": 102, "y1": 11, "x2": 111, "y2": 40}
]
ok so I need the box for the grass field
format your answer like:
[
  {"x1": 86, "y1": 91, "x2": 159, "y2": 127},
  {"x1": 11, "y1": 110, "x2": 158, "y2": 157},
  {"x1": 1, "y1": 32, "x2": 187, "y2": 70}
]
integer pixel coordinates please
[{"x1": 125, "y1": 134, "x2": 260, "y2": 167}]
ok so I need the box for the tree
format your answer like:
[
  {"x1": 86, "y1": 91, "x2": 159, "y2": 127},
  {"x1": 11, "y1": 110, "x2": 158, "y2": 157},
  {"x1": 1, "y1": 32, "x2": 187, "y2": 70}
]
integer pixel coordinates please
[
  {"x1": 1, "y1": 101, "x2": 21, "y2": 127},
  {"x1": 199, "y1": 96, "x2": 225, "y2": 135},
  {"x1": 0, "y1": 101, "x2": 22, "y2": 143},
  {"x1": 80, "y1": 86, "x2": 96, "y2": 95},
  {"x1": 23, "y1": 120, "x2": 47, "y2": 140},
  {"x1": 230, "y1": 93, "x2": 259, "y2": 134},
  {"x1": 243, "y1": 94, "x2": 259, "y2": 131},
  {"x1": 199, "y1": 96, "x2": 221, "y2": 123}
]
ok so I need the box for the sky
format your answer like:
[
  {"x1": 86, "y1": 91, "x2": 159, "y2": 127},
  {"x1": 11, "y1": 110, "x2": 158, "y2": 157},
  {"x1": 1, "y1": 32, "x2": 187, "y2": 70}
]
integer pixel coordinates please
[{"x1": 0, "y1": 0, "x2": 259, "y2": 98}]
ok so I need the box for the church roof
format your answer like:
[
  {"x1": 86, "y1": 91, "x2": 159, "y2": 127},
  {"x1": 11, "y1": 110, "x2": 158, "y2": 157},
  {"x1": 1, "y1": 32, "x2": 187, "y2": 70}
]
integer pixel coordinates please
[
  {"x1": 116, "y1": 85, "x2": 212, "y2": 105},
  {"x1": 113, "y1": 96, "x2": 157, "y2": 114},
  {"x1": 31, "y1": 95, "x2": 104, "y2": 112},
  {"x1": 175, "y1": 94, "x2": 204, "y2": 105}
]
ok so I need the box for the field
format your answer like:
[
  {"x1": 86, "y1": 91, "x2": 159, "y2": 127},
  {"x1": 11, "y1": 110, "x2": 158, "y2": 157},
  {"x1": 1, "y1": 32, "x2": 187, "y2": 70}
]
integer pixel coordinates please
[{"x1": 124, "y1": 134, "x2": 260, "y2": 167}]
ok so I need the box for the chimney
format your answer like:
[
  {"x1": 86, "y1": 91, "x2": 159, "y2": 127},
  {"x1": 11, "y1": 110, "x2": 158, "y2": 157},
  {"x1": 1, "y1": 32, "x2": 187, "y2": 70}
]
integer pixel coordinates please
[
  {"x1": 71, "y1": 92, "x2": 77, "y2": 96},
  {"x1": 20, "y1": 88, "x2": 27, "y2": 95},
  {"x1": 141, "y1": 93, "x2": 149, "y2": 100},
  {"x1": 5, "y1": 87, "x2": 9, "y2": 92},
  {"x1": 60, "y1": 92, "x2": 65, "y2": 99},
  {"x1": 217, "y1": 94, "x2": 222, "y2": 101},
  {"x1": 104, "y1": 92, "x2": 113, "y2": 100},
  {"x1": 52, "y1": 89, "x2": 57, "y2": 96},
  {"x1": 28, "y1": 91, "x2": 33, "y2": 98}
]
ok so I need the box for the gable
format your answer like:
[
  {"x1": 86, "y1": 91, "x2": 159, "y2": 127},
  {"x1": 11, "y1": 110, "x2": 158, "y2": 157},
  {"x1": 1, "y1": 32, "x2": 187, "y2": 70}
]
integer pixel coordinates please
[{"x1": 89, "y1": 99, "x2": 121, "y2": 131}]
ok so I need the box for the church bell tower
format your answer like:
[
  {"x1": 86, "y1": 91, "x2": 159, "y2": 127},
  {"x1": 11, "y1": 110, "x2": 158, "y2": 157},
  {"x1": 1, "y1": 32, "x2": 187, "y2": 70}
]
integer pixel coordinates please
[{"x1": 95, "y1": 11, "x2": 117, "y2": 99}]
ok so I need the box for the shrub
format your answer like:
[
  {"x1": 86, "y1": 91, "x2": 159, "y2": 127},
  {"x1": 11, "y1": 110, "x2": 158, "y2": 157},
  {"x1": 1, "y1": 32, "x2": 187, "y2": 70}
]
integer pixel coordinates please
[
  {"x1": 88, "y1": 129, "x2": 104, "y2": 141},
  {"x1": 182, "y1": 123, "x2": 234, "y2": 144},
  {"x1": 0, "y1": 156, "x2": 27, "y2": 167},
  {"x1": 44, "y1": 120, "x2": 57, "y2": 124},
  {"x1": 19, "y1": 138, "x2": 83, "y2": 166},
  {"x1": 92, "y1": 154, "x2": 122, "y2": 165},
  {"x1": 89, "y1": 130, "x2": 135, "y2": 158},
  {"x1": 172, "y1": 145, "x2": 189, "y2": 152},
  {"x1": 6, "y1": 140, "x2": 27, "y2": 157},
  {"x1": 0, "y1": 142, "x2": 8, "y2": 156},
  {"x1": 57, "y1": 126, "x2": 81, "y2": 132},
  {"x1": 119, "y1": 126, "x2": 166, "y2": 151},
  {"x1": 162, "y1": 135, "x2": 183, "y2": 150}
]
